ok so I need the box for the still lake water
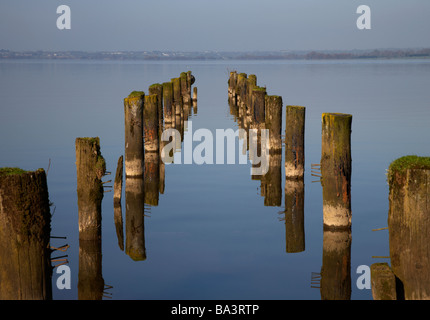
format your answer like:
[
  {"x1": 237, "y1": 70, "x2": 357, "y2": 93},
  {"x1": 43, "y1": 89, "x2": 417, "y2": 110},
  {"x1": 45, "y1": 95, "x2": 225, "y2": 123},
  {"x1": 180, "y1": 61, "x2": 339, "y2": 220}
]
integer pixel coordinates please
[{"x1": 1, "y1": 58, "x2": 429, "y2": 300}]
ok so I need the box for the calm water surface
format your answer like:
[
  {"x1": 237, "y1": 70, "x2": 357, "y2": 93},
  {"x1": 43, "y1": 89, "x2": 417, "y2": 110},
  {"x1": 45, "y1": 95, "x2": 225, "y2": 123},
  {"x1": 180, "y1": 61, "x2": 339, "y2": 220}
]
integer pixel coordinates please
[{"x1": 1, "y1": 58, "x2": 429, "y2": 300}]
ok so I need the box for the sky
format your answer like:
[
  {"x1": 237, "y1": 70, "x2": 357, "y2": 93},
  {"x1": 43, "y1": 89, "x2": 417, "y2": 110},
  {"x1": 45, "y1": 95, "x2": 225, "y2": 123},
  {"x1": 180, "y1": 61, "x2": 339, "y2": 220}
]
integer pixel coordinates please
[{"x1": 0, "y1": 0, "x2": 429, "y2": 52}]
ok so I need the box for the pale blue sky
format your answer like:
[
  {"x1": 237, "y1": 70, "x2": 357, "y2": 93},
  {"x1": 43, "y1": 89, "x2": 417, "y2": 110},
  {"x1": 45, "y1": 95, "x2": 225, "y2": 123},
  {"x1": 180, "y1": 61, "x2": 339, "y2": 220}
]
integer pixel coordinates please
[{"x1": 1, "y1": 0, "x2": 429, "y2": 52}]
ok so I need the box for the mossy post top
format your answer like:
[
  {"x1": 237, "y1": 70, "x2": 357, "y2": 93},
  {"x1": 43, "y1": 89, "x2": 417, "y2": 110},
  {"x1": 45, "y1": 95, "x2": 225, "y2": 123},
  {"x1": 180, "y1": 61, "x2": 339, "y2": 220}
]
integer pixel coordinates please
[
  {"x1": 388, "y1": 155, "x2": 430, "y2": 180},
  {"x1": 125, "y1": 91, "x2": 145, "y2": 101},
  {"x1": 0, "y1": 167, "x2": 29, "y2": 176}
]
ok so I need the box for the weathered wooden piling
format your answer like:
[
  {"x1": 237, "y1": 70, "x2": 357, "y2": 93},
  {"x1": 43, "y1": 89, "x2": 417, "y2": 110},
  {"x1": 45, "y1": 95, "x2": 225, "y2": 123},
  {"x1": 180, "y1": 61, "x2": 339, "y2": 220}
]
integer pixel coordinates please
[
  {"x1": 0, "y1": 168, "x2": 52, "y2": 300},
  {"x1": 285, "y1": 106, "x2": 306, "y2": 179},
  {"x1": 265, "y1": 95, "x2": 283, "y2": 154},
  {"x1": 144, "y1": 152, "x2": 160, "y2": 206},
  {"x1": 236, "y1": 73, "x2": 248, "y2": 108},
  {"x1": 172, "y1": 77, "x2": 182, "y2": 114},
  {"x1": 246, "y1": 74, "x2": 257, "y2": 108},
  {"x1": 125, "y1": 177, "x2": 146, "y2": 261},
  {"x1": 124, "y1": 91, "x2": 144, "y2": 177},
  {"x1": 284, "y1": 178, "x2": 305, "y2": 253},
  {"x1": 76, "y1": 137, "x2": 106, "y2": 241},
  {"x1": 148, "y1": 83, "x2": 164, "y2": 136},
  {"x1": 180, "y1": 72, "x2": 190, "y2": 104},
  {"x1": 371, "y1": 263, "x2": 398, "y2": 300},
  {"x1": 144, "y1": 94, "x2": 159, "y2": 154},
  {"x1": 321, "y1": 113, "x2": 352, "y2": 230},
  {"x1": 387, "y1": 155, "x2": 430, "y2": 300},
  {"x1": 320, "y1": 229, "x2": 351, "y2": 300},
  {"x1": 228, "y1": 71, "x2": 237, "y2": 100},
  {"x1": 163, "y1": 82, "x2": 174, "y2": 126},
  {"x1": 251, "y1": 87, "x2": 266, "y2": 128}
]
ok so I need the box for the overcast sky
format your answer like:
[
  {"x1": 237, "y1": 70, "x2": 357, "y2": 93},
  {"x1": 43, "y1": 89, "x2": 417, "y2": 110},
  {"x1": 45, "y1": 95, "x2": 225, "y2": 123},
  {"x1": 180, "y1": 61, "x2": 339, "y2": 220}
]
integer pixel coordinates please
[{"x1": 1, "y1": 0, "x2": 429, "y2": 52}]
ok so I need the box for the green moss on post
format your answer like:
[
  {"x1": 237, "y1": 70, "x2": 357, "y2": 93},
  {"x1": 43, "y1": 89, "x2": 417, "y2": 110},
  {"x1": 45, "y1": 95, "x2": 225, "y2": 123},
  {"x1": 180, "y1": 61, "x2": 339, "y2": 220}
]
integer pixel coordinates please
[
  {"x1": 387, "y1": 155, "x2": 430, "y2": 300},
  {"x1": 321, "y1": 113, "x2": 352, "y2": 230},
  {"x1": 285, "y1": 106, "x2": 306, "y2": 179},
  {"x1": 0, "y1": 168, "x2": 52, "y2": 300}
]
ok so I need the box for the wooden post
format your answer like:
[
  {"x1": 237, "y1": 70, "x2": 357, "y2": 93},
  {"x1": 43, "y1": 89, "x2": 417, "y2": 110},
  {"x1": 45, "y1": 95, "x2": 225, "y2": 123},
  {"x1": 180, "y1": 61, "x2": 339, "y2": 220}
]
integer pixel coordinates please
[
  {"x1": 125, "y1": 177, "x2": 146, "y2": 261},
  {"x1": 0, "y1": 168, "x2": 52, "y2": 300},
  {"x1": 124, "y1": 91, "x2": 144, "y2": 177},
  {"x1": 251, "y1": 87, "x2": 266, "y2": 128},
  {"x1": 284, "y1": 178, "x2": 305, "y2": 253},
  {"x1": 144, "y1": 94, "x2": 159, "y2": 154},
  {"x1": 228, "y1": 71, "x2": 237, "y2": 102},
  {"x1": 371, "y1": 263, "x2": 398, "y2": 300},
  {"x1": 321, "y1": 113, "x2": 352, "y2": 230},
  {"x1": 180, "y1": 72, "x2": 190, "y2": 104},
  {"x1": 265, "y1": 95, "x2": 283, "y2": 154},
  {"x1": 148, "y1": 83, "x2": 163, "y2": 137},
  {"x1": 387, "y1": 155, "x2": 430, "y2": 299},
  {"x1": 236, "y1": 73, "x2": 248, "y2": 109},
  {"x1": 246, "y1": 74, "x2": 257, "y2": 108},
  {"x1": 76, "y1": 137, "x2": 106, "y2": 241},
  {"x1": 285, "y1": 106, "x2": 306, "y2": 179},
  {"x1": 320, "y1": 229, "x2": 351, "y2": 300},
  {"x1": 163, "y1": 82, "x2": 174, "y2": 127}
]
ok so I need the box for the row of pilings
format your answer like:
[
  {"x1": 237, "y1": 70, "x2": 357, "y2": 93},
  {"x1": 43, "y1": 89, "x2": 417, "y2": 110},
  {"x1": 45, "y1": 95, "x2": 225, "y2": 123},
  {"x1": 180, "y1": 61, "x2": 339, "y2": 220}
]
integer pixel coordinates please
[
  {"x1": 228, "y1": 70, "x2": 353, "y2": 299},
  {"x1": 229, "y1": 71, "x2": 429, "y2": 300}
]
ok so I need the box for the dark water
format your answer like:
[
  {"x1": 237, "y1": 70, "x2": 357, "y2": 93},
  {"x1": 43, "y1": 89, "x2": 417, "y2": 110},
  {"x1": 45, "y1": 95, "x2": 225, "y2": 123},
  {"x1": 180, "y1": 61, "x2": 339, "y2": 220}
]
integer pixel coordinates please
[{"x1": 1, "y1": 58, "x2": 429, "y2": 300}]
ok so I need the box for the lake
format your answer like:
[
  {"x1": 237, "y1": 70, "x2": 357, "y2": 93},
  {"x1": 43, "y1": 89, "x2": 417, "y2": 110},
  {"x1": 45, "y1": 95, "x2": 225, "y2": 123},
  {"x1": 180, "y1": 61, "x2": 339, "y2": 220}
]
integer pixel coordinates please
[{"x1": 1, "y1": 58, "x2": 429, "y2": 300}]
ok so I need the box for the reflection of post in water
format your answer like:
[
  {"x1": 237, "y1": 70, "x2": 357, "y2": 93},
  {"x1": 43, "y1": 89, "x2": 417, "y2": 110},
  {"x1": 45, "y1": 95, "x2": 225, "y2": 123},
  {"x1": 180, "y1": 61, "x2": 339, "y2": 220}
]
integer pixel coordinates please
[
  {"x1": 261, "y1": 153, "x2": 282, "y2": 207},
  {"x1": 114, "y1": 155, "x2": 124, "y2": 251},
  {"x1": 192, "y1": 86, "x2": 198, "y2": 115},
  {"x1": 285, "y1": 106, "x2": 305, "y2": 180},
  {"x1": 0, "y1": 168, "x2": 52, "y2": 300},
  {"x1": 283, "y1": 178, "x2": 305, "y2": 253},
  {"x1": 78, "y1": 237, "x2": 105, "y2": 300},
  {"x1": 320, "y1": 229, "x2": 351, "y2": 300},
  {"x1": 124, "y1": 91, "x2": 144, "y2": 177},
  {"x1": 125, "y1": 177, "x2": 146, "y2": 261},
  {"x1": 387, "y1": 156, "x2": 430, "y2": 300},
  {"x1": 76, "y1": 137, "x2": 106, "y2": 241},
  {"x1": 321, "y1": 113, "x2": 352, "y2": 230}
]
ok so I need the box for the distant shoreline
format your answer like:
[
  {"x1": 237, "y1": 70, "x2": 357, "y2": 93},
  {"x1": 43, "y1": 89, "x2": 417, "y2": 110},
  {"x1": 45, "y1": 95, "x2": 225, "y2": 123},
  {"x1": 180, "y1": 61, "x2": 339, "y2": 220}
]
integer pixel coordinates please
[{"x1": 1, "y1": 48, "x2": 430, "y2": 61}]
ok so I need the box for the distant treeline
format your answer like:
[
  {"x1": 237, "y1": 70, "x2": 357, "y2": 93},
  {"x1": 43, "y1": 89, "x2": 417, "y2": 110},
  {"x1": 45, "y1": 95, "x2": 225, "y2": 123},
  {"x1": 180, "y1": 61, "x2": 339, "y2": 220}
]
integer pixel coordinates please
[{"x1": 1, "y1": 48, "x2": 430, "y2": 61}]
